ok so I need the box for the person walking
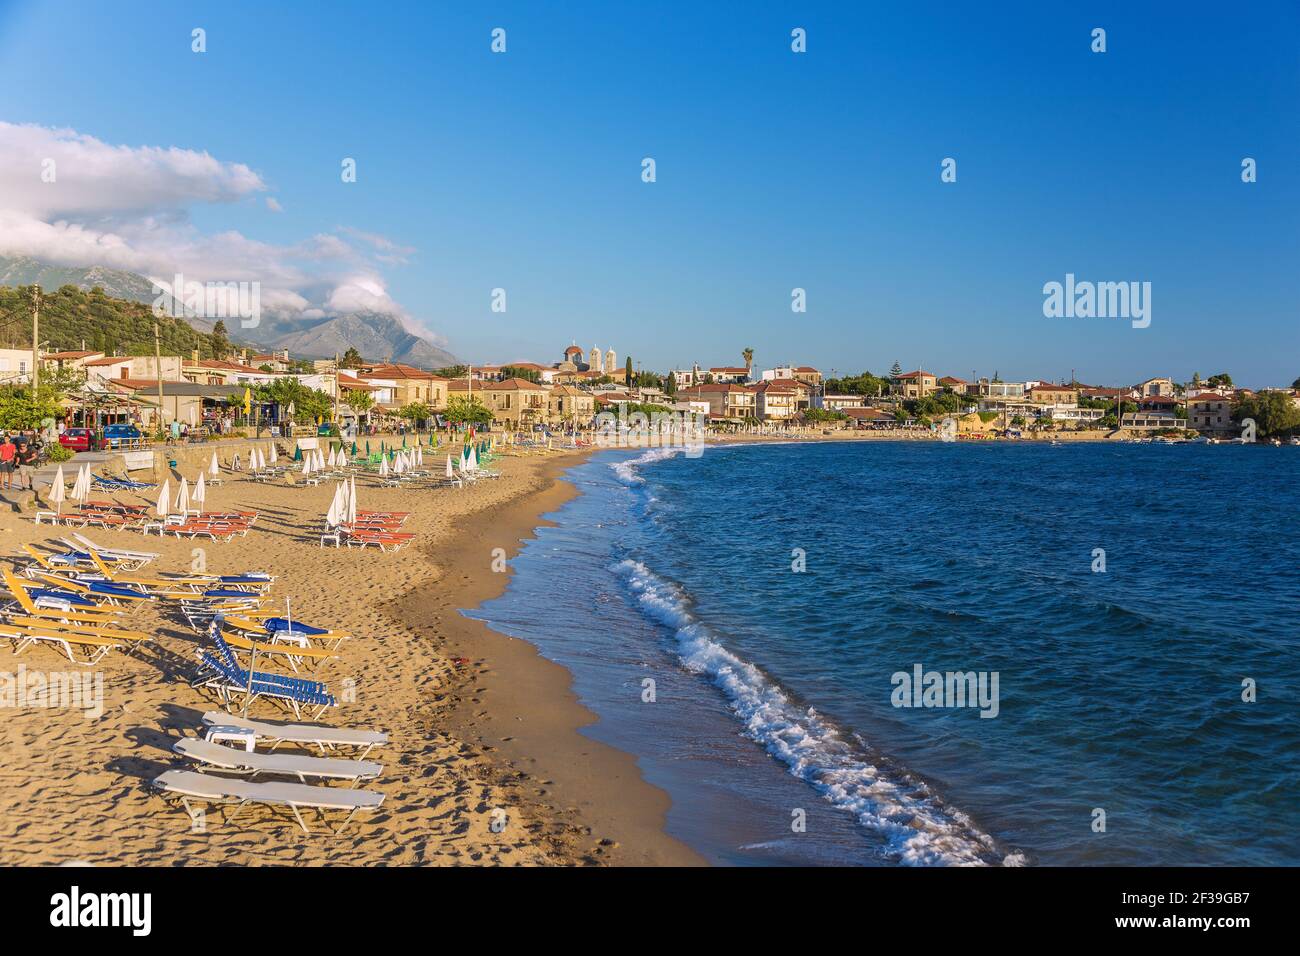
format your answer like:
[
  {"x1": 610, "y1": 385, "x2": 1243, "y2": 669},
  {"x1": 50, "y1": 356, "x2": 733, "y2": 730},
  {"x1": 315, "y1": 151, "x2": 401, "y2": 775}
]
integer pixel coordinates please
[
  {"x1": 15, "y1": 438, "x2": 38, "y2": 491},
  {"x1": 0, "y1": 434, "x2": 15, "y2": 491}
]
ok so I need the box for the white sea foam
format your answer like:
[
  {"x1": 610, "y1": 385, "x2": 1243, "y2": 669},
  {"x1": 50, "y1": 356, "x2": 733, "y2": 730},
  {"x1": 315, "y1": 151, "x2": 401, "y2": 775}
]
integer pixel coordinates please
[
  {"x1": 614, "y1": 558, "x2": 1025, "y2": 867},
  {"x1": 609, "y1": 447, "x2": 683, "y2": 485}
]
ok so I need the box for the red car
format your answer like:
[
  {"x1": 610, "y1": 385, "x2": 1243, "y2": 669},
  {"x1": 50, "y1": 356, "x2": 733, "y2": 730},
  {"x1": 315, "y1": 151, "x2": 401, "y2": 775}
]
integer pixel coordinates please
[{"x1": 58, "y1": 427, "x2": 97, "y2": 452}]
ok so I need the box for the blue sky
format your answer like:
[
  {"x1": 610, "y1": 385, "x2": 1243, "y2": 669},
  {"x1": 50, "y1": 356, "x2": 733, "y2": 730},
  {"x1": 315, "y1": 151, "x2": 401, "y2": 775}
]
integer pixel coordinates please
[{"x1": 0, "y1": 0, "x2": 1296, "y2": 385}]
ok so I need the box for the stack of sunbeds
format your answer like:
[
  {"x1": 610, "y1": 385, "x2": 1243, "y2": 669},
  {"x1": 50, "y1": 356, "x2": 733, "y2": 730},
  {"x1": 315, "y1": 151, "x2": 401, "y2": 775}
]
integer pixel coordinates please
[
  {"x1": 152, "y1": 712, "x2": 388, "y2": 832},
  {"x1": 163, "y1": 510, "x2": 260, "y2": 542}
]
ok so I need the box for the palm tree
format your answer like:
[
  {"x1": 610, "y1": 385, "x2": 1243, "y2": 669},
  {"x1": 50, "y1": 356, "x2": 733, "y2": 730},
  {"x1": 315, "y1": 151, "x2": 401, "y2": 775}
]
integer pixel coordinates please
[{"x1": 742, "y1": 347, "x2": 754, "y2": 377}]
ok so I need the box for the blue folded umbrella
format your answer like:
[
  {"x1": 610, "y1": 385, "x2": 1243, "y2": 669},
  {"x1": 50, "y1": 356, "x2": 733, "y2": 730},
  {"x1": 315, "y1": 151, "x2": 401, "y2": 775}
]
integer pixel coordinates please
[
  {"x1": 217, "y1": 575, "x2": 271, "y2": 584},
  {"x1": 29, "y1": 588, "x2": 96, "y2": 606},
  {"x1": 263, "y1": 617, "x2": 328, "y2": 636},
  {"x1": 86, "y1": 581, "x2": 148, "y2": 599}
]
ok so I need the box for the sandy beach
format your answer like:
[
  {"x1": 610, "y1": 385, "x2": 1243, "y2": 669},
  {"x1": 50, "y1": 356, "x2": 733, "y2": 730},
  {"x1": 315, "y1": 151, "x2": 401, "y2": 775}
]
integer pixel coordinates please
[{"x1": 0, "y1": 439, "x2": 701, "y2": 866}]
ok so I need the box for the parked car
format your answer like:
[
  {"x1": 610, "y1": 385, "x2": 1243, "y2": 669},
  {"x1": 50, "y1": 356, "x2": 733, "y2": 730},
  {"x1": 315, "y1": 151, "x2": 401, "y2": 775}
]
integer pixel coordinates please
[
  {"x1": 57, "y1": 427, "x2": 98, "y2": 452},
  {"x1": 102, "y1": 423, "x2": 143, "y2": 448}
]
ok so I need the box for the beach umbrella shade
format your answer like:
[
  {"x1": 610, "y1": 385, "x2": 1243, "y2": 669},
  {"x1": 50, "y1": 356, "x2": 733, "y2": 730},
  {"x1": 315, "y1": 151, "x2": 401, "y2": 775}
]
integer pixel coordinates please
[
  {"x1": 49, "y1": 464, "x2": 66, "y2": 514},
  {"x1": 193, "y1": 472, "x2": 206, "y2": 511},
  {"x1": 209, "y1": 451, "x2": 220, "y2": 477},
  {"x1": 156, "y1": 478, "x2": 171, "y2": 519},
  {"x1": 174, "y1": 477, "x2": 190, "y2": 515}
]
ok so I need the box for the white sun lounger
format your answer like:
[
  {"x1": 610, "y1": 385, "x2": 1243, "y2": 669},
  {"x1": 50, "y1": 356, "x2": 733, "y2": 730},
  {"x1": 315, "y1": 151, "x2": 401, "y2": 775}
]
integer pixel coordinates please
[
  {"x1": 68, "y1": 533, "x2": 160, "y2": 569},
  {"x1": 152, "y1": 769, "x2": 383, "y2": 833},
  {"x1": 201, "y1": 711, "x2": 389, "y2": 759},
  {"x1": 174, "y1": 737, "x2": 382, "y2": 783}
]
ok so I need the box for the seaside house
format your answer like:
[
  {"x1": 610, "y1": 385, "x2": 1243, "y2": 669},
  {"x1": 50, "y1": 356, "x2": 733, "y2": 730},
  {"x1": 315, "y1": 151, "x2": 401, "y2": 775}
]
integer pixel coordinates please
[
  {"x1": 891, "y1": 370, "x2": 939, "y2": 399},
  {"x1": 84, "y1": 355, "x2": 185, "y2": 385},
  {"x1": 938, "y1": 376, "x2": 971, "y2": 394},
  {"x1": 975, "y1": 379, "x2": 1026, "y2": 399},
  {"x1": 681, "y1": 382, "x2": 757, "y2": 422},
  {"x1": 41, "y1": 350, "x2": 104, "y2": 377},
  {"x1": 816, "y1": 393, "x2": 871, "y2": 412},
  {"x1": 548, "y1": 384, "x2": 596, "y2": 425},
  {"x1": 1028, "y1": 383, "x2": 1080, "y2": 405},
  {"x1": 356, "y1": 364, "x2": 449, "y2": 411},
  {"x1": 1138, "y1": 377, "x2": 1176, "y2": 398},
  {"x1": 709, "y1": 366, "x2": 752, "y2": 384},
  {"x1": 250, "y1": 349, "x2": 292, "y2": 372},
  {"x1": 1186, "y1": 392, "x2": 1236, "y2": 436},
  {"x1": 754, "y1": 379, "x2": 800, "y2": 421},
  {"x1": 480, "y1": 376, "x2": 550, "y2": 427}
]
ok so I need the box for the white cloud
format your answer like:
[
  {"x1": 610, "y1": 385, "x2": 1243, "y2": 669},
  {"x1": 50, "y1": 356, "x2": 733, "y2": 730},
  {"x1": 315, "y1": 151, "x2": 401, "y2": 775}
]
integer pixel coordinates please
[
  {"x1": 0, "y1": 121, "x2": 441, "y2": 341},
  {"x1": 265, "y1": 197, "x2": 283, "y2": 213}
]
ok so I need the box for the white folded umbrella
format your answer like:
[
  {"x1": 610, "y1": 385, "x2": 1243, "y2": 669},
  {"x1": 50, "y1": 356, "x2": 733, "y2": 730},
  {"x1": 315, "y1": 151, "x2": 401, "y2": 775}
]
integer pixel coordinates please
[
  {"x1": 270, "y1": 443, "x2": 278, "y2": 465},
  {"x1": 49, "y1": 464, "x2": 66, "y2": 513},
  {"x1": 209, "y1": 451, "x2": 220, "y2": 477},
  {"x1": 156, "y1": 478, "x2": 171, "y2": 520},
  {"x1": 347, "y1": 475, "x2": 357, "y2": 525},
  {"x1": 193, "y1": 472, "x2": 206, "y2": 511},
  {"x1": 446, "y1": 455, "x2": 454, "y2": 479},
  {"x1": 175, "y1": 477, "x2": 190, "y2": 515},
  {"x1": 379, "y1": 456, "x2": 389, "y2": 477},
  {"x1": 325, "y1": 483, "x2": 342, "y2": 527}
]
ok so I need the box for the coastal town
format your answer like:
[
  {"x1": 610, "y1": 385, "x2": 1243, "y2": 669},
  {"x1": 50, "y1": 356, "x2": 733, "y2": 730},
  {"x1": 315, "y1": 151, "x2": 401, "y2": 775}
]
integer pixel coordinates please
[{"x1": 6, "y1": 337, "x2": 1300, "y2": 446}]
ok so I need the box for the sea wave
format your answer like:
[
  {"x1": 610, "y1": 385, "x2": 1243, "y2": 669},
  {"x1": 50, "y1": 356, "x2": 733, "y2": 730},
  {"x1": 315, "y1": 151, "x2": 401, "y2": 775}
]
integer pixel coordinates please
[
  {"x1": 609, "y1": 447, "x2": 684, "y2": 485},
  {"x1": 614, "y1": 557, "x2": 1026, "y2": 867}
]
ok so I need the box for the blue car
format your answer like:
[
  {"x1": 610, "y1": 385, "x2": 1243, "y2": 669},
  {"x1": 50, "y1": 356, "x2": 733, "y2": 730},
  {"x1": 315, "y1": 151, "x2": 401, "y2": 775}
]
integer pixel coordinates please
[{"x1": 102, "y1": 423, "x2": 143, "y2": 448}]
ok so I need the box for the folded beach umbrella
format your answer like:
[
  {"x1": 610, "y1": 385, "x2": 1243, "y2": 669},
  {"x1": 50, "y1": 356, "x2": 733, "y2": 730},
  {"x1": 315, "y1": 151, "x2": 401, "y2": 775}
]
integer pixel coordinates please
[
  {"x1": 248, "y1": 446, "x2": 257, "y2": 470},
  {"x1": 325, "y1": 483, "x2": 342, "y2": 527},
  {"x1": 301, "y1": 454, "x2": 313, "y2": 476},
  {"x1": 175, "y1": 477, "x2": 190, "y2": 516},
  {"x1": 258, "y1": 448, "x2": 268, "y2": 471},
  {"x1": 327, "y1": 446, "x2": 337, "y2": 468},
  {"x1": 379, "y1": 455, "x2": 389, "y2": 477},
  {"x1": 415, "y1": 447, "x2": 423, "y2": 467},
  {"x1": 469, "y1": 446, "x2": 479, "y2": 471},
  {"x1": 209, "y1": 451, "x2": 221, "y2": 477},
  {"x1": 446, "y1": 455, "x2": 454, "y2": 479},
  {"x1": 316, "y1": 449, "x2": 326, "y2": 471},
  {"x1": 193, "y1": 472, "x2": 206, "y2": 512},
  {"x1": 365, "y1": 440, "x2": 370, "y2": 457},
  {"x1": 156, "y1": 478, "x2": 171, "y2": 520},
  {"x1": 270, "y1": 443, "x2": 278, "y2": 465},
  {"x1": 351, "y1": 440, "x2": 358, "y2": 456},
  {"x1": 339, "y1": 448, "x2": 349, "y2": 468},
  {"x1": 49, "y1": 464, "x2": 66, "y2": 514},
  {"x1": 347, "y1": 475, "x2": 357, "y2": 525},
  {"x1": 73, "y1": 464, "x2": 91, "y2": 503}
]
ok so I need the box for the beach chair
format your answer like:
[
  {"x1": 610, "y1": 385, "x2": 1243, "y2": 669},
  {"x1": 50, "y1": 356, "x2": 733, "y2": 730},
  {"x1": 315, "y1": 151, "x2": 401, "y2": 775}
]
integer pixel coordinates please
[
  {"x1": 151, "y1": 769, "x2": 382, "y2": 833},
  {"x1": 0, "y1": 620, "x2": 124, "y2": 665},
  {"x1": 193, "y1": 629, "x2": 336, "y2": 719},
  {"x1": 172, "y1": 737, "x2": 382, "y2": 784},
  {"x1": 224, "y1": 615, "x2": 351, "y2": 651},
  {"x1": 217, "y1": 629, "x2": 341, "y2": 672},
  {"x1": 69, "y1": 533, "x2": 159, "y2": 570},
  {"x1": 200, "y1": 711, "x2": 388, "y2": 758}
]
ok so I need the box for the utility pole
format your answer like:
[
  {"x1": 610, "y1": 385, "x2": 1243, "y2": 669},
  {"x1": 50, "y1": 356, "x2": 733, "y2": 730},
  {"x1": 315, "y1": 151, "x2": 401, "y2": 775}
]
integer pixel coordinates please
[
  {"x1": 153, "y1": 323, "x2": 165, "y2": 432},
  {"x1": 333, "y1": 351, "x2": 341, "y2": 424},
  {"x1": 30, "y1": 286, "x2": 40, "y2": 391}
]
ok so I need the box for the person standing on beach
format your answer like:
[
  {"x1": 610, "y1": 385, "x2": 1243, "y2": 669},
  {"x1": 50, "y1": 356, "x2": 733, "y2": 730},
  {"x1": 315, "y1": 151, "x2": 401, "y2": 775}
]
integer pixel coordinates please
[
  {"x1": 0, "y1": 434, "x2": 15, "y2": 491},
  {"x1": 14, "y1": 438, "x2": 38, "y2": 491}
]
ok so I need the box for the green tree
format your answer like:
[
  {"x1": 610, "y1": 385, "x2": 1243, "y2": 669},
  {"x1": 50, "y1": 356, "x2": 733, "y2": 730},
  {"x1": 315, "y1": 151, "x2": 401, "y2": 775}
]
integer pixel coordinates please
[
  {"x1": 664, "y1": 374, "x2": 677, "y2": 397},
  {"x1": 500, "y1": 365, "x2": 540, "y2": 383},
  {"x1": 211, "y1": 320, "x2": 231, "y2": 358},
  {"x1": 1206, "y1": 373, "x2": 1233, "y2": 387},
  {"x1": 890, "y1": 361, "x2": 903, "y2": 378},
  {"x1": 1234, "y1": 391, "x2": 1300, "y2": 437},
  {"x1": 343, "y1": 389, "x2": 374, "y2": 416},
  {"x1": 625, "y1": 356, "x2": 633, "y2": 385},
  {"x1": 444, "y1": 395, "x2": 492, "y2": 426},
  {"x1": 340, "y1": 347, "x2": 364, "y2": 369},
  {"x1": 399, "y1": 402, "x2": 432, "y2": 423},
  {"x1": 742, "y1": 347, "x2": 754, "y2": 375}
]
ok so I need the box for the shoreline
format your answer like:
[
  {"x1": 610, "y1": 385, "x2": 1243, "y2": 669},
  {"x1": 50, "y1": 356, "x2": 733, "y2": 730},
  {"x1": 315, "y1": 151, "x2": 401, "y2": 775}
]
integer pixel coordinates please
[{"x1": 394, "y1": 449, "x2": 704, "y2": 866}]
